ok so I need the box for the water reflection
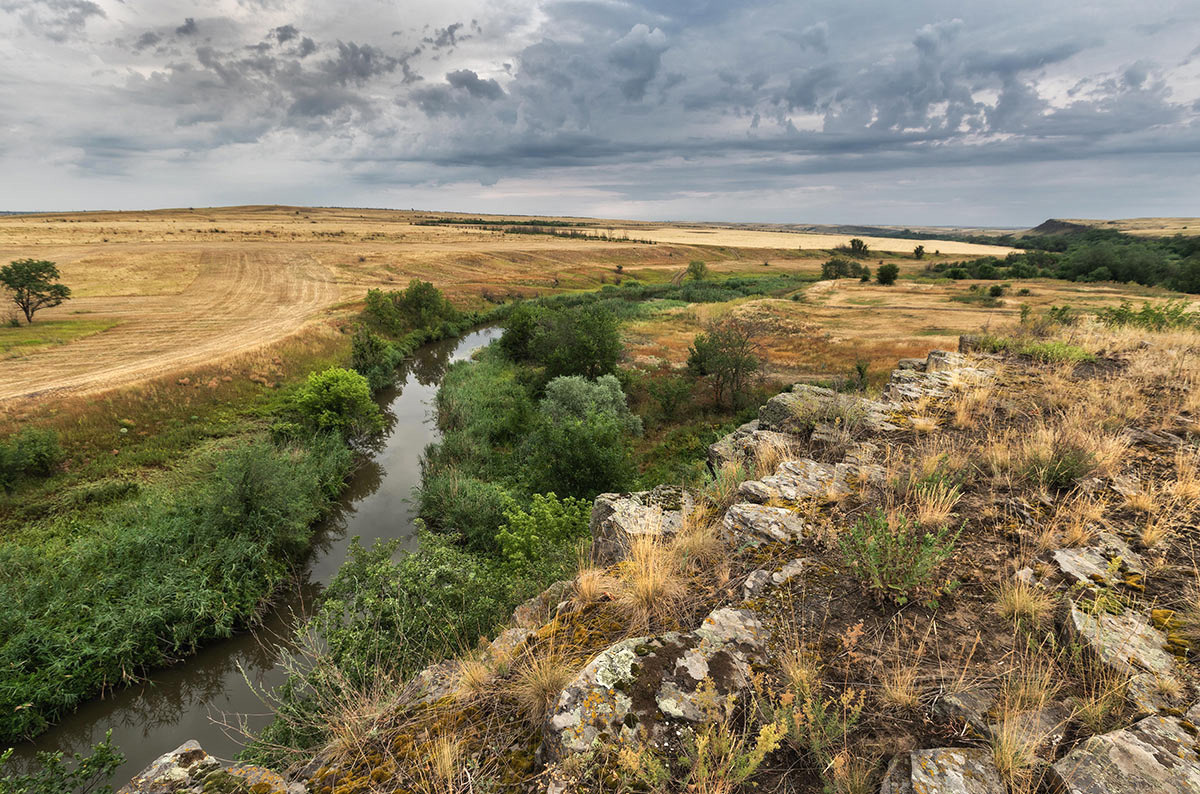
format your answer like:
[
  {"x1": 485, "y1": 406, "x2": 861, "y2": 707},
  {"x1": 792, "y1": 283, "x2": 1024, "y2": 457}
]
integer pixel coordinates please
[{"x1": 7, "y1": 327, "x2": 501, "y2": 781}]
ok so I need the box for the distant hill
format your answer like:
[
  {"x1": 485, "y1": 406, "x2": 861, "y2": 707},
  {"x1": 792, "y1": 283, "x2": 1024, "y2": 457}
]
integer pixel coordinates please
[{"x1": 1033, "y1": 217, "x2": 1199, "y2": 237}]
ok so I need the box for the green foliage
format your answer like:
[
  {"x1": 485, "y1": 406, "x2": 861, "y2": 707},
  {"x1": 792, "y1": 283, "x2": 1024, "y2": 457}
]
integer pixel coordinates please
[
  {"x1": 838, "y1": 238, "x2": 870, "y2": 258},
  {"x1": 529, "y1": 305, "x2": 622, "y2": 380},
  {"x1": 0, "y1": 259, "x2": 71, "y2": 324},
  {"x1": 1023, "y1": 444, "x2": 1096, "y2": 491},
  {"x1": 647, "y1": 373, "x2": 694, "y2": 422},
  {"x1": 820, "y1": 257, "x2": 869, "y2": 280},
  {"x1": 0, "y1": 731, "x2": 123, "y2": 794},
  {"x1": 522, "y1": 375, "x2": 641, "y2": 498},
  {"x1": 976, "y1": 335, "x2": 1095, "y2": 364},
  {"x1": 0, "y1": 427, "x2": 63, "y2": 495},
  {"x1": 1095, "y1": 299, "x2": 1199, "y2": 331},
  {"x1": 0, "y1": 436, "x2": 351, "y2": 741},
  {"x1": 363, "y1": 280, "x2": 461, "y2": 336},
  {"x1": 349, "y1": 325, "x2": 404, "y2": 392},
  {"x1": 988, "y1": 284, "x2": 1005, "y2": 297},
  {"x1": 686, "y1": 260, "x2": 710, "y2": 281},
  {"x1": 913, "y1": 244, "x2": 925, "y2": 260},
  {"x1": 837, "y1": 509, "x2": 958, "y2": 605},
  {"x1": 498, "y1": 302, "x2": 543, "y2": 361},
  {"x1": 876, "y1": 263, "x2": 900, "y2": 285},
  {"x1": 686, "y1": 319, "x2": 764, "y2": 409},
  {"x1": 292, "y1": 367, "x2": 383, "y2": 440},
  {"x1": 418, "y1": 472, "x2": 511, "y2": 552},
  {"x1": 495, "y1": 492, "x2": 590, "y2": 569}
]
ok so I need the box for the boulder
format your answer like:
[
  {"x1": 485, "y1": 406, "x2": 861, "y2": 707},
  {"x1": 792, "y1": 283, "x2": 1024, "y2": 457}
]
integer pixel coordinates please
[
  {"x1": 932, "y1": 687, "x2": 996, "y2": 737},
  {"x1": 541, "y1": 608, "x2": 764, "y2": 764},
  {"x1": 590, "y1": 485, "x2": 695, "y2": 565},
  {"x1": 1052, "y1": 533, "x2": 1144, "y2": 587},
  {"x1": 1065, "y1": 602, "x2": 1178, "y2": 681},
  {"x1": 721, "y1": 502, "x2": 809, "y2": 546},
  {"x1": 879, "y1": 754, "x2": 914, "y2": 794},
  {"x1": 1050, "y1": 714, "x2": 1200, "y2": 793},
  {"x1": 706, "y1": 420, "x2": 798, "y2": 470},
  {"x1": 909, "y1": 748, "x2": 1005, "y2": 794},
  {"x1": 925, "y1": 350, "x2": 966, "y2": 372},
  {"x1": 513, "y1": 580, "x2": 573, "y2": 629},
  {"x1": 738, "y1": 456, "x2": 883, "y2": 504},
  {"x1": 985, "y1": 702, "x2": 1072, "y2": 757},
  {"x1": 119, "y1": 741, "x2": 221, "y2": 794},
  {"x1": 758, "y1": 384, "x2": 898, "y2": 436}
]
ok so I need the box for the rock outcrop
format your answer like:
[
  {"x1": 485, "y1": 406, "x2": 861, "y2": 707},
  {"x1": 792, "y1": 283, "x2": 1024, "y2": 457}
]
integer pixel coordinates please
[
  {"x1": 1050, "y1": 714, "x2": 1200, "y2": 793},
  {"x1": 590, "y1": 484, "x2": 695, "y2": 564}
]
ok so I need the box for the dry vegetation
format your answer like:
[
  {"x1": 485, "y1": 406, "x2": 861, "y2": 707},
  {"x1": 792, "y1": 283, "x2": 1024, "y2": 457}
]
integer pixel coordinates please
[
  {"x1": 0, "y1": 205, "x2": 1014, "y2": 403},
  {"x1": 272, "y1": 313, "x2": 1200, "y2": 794}
]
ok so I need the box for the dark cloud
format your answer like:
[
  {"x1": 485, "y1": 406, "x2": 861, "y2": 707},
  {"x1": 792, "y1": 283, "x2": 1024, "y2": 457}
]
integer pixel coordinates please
[
  {"x1": 273, "y1": 24, "x2": 298, "y2": 44},
  {"x1": 1, "y1": 0, "x2": 1197, "y2": 222},
  {"x1": 445, "y1": 69, "x2": 504, "y2": 99}
]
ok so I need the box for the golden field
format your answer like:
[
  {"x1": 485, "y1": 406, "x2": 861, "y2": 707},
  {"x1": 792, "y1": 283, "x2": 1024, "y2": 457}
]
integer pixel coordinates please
[{"x1": 0, "y1": 205, "x2": 1016, "y2": 402}]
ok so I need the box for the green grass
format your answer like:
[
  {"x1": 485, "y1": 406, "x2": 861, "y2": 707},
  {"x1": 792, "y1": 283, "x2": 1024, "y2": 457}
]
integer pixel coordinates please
[
  {"x1": 977, "y1": 335, "x2": 1095, "y2": 363},
  {"x1": 0, "y1": 318, "x2": 119, "y2": 357}
]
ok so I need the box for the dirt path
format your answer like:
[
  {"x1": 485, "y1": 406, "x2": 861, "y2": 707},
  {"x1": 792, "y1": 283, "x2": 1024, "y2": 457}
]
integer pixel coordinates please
[{"x1": 0, "y1": 249, "x2": 338, "y2": 400}]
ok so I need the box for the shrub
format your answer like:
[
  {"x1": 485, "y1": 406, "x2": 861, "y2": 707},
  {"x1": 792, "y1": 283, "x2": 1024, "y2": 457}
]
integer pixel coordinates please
[
  {"x1": 686, "y1": 319, "x2": 764, "y2": 409},
  {"x1": 363, "y1": 280, "x2": 460, "y2": 336},
  {"x1": 0, "y1": 427, "x2": 63, "y2": 495},
  {"x1": 495, "y1": 492, "x2": 591, "y2": 570},
  {"x1": 498, "y1": 302, "x2": 544, "y2": 361},
  {"x1": 876, "y1": 264, "x2": 900, "y2": 285},
  {"x1": 837, "y1": 509, "x2": 958, "y2": 605},
  {"x1": 0, "y1": 731, "x2": 123, "y2": 794},
  {"x1": 988, "y1": 284, "x2": 1005, "y2": 297},
  {"x1": 523, "y1": 377, "x2": 640, "y2": 498},
  {"x1": 1022, "y1": 444, "x2": 1096, "y2": 491},
  {"x1": 350, "y1": 325, "x2": 404, "y2": 392},
  {"x1": 687, "y1": 260, "x2": 710, "y2": 281},
  {"x1": 1095, "y1": 299, "x2": 1198, "y2": 331},
  {"x1": 292, "y1": 367, "x2": 383, "y2": 440},
  {"x1": 528, "y1": 305, "x2": 622, "y2": 380},
  {"x1": 539, "y1": 374, "x2": 643, "y2": 436},
  {"x1": 418, "y1": 471, "x2": 512, "y2": 552}
]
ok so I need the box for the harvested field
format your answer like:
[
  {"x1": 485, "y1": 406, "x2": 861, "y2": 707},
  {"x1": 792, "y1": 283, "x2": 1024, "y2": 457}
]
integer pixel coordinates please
[
  {"x1": 0, "y1": 205, "x2": 1009, "y2": 402},
  {"x1": 600, "y1": 225, "x2": 1019, "y2": 255}
]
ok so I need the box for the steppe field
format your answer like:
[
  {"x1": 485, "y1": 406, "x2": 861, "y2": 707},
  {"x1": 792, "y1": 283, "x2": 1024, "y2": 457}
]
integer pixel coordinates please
[{"x1": 0, "y1": 205, "x2": 1016, "y2": 405}]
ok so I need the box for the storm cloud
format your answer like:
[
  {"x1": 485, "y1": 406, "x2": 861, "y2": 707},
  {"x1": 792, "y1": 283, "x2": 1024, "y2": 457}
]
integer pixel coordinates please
[{"x1": 0, "y1": 0, "x2": 1197, "y2": 223}]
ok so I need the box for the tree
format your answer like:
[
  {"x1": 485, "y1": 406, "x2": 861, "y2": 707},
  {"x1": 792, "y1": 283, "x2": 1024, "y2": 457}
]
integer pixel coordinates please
[
  {"x1": 292, "y1": 367, "x2": 384, "y2": 440},
  {"x1": 686, "y1": 318, "x2": 764, "y2": 409},
  {"x1": 522, "y1": 375, "x2": 641, "y2": 498},
  {"x1": 529, "y1": 305, "x2": 621, "y2": 380},
  {"x1": 848, "y1": 238, "x2": 870, "y2": 258},
  {"x1": 686, "y1": 260, "x2": 710, "y2": 281},
  {"x1": 877, "y1": 264, "x2": 900, "y2": 285},
  {"x1": 0, "y1": 259, "x2": 70, "y2": 324},
  {"x1": 350, "y1": 325, "x2": 403, "y2": 393},
  {"x1": 913, "y1": 245, "x2": 925, "y2": 260}
]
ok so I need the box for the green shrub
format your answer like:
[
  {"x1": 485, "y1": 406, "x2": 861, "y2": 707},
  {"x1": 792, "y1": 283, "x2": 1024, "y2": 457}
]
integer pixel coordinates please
[
  {"x1": 876, "y1": 263, "x2": 900, "y2": 285},
  {"x1": 0, "y1": 730, "x2": 123, "y2": 794},
  {"x1": 0, "y1": 427, "x2": 63, "y2": 494},
  {"x1": 350, "y1": 325, "x2": 404, "y2": 392},
  {"x1": 1095, "y1": 299, "x2": 1198, "y2": 331},
  {"x1": 1022, "y1": 445, "x2": 1096, "y2": 491},
  {"x1": 292, "y1": 367, "x2": 383, "y2": 440},
  {"x1": 498, "y1": 302, "x2": 543, "y2": 361},
  {"x1": 528, "y1": 305, "x2": 622, "y2": 380},
  {"x1": 837, "y1": 509, "x2": 958, "y2": 606},
  {"x1": 495, "y1": 492, "x2": 590, "y2": 570},
  {"x1": 363, "y1": 280, "x2": 460, "y2": 336},
  {"x1": 418, "y1": 471, "x2": 512, "y2": 552}
]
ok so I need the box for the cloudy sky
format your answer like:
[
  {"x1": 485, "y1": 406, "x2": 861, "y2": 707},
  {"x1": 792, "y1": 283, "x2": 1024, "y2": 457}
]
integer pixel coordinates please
[{"x1": 1, "y1": 0, "x2": 1198, "y2": 225}]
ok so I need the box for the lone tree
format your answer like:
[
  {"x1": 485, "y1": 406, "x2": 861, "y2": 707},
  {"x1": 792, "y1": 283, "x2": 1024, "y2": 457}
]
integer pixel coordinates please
[
  {"x1": 848, "y1": 238, "x2": 870, "y2": 258},
  {"x1": 686, "y1": 260, "x2": 710, "y2": 281},
  {"x1": 913, "y1": 244, "x2": 925, "y2": 260},
  {"x1": 877, "y1": 263, "x2": 900, "y2": 285},
  {"x1": 686, "y1": 317, "x2": 764, "y2": 409},
  {"x1": 0, "y1": 259, "x2": 70, "y2": 324}
]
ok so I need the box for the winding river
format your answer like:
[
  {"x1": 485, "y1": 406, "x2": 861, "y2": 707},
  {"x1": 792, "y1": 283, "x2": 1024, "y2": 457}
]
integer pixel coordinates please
[{"x1": 8, "y1": 327, "x2": 503, "y2": 783}]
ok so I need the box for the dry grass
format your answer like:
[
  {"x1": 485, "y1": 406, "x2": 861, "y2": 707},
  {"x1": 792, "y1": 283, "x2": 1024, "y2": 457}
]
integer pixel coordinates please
[
  {"x1": 1171, "y1": 448, "x2": 1200, "y2": 503},
  {"x1": 913, "y1": 481, "x2": 960, "y2": 528},
  {"x1": 705, "y1": 461, "x2": 751, "y2": 510},
  {"x1": 1123, "y1": 486, "x2": 1157, "y2": 514},
  {"x1": 878, "y1": 663, "x2": 922, "y2": 710},
  {"x1": 510, "y1": 652, "x2": 577, "y2": 726},
  {"x1": 614, "y1": 533, "x2": 688, "y2": 630},
  {"x1": 951, "y1": 385, "x2": 992, "y2": 429},
  {"x1": 573, "y1": 566, "x2": 615, "y2": 607},
  {"x1": 909, "y1": 415, "x2": 939, "y2": 434},
  {"x1": 994, "y1": 579, "x2": 1055, "y2": 626},
  {"x1": 753, "y1": 435, "x2": 794, "y2": 478}
]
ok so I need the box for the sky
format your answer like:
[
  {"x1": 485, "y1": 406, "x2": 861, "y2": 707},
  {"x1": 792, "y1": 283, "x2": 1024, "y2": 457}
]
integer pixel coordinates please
[{"x1": 1, "y1": 0, "x2": 1198, "y2": 226}]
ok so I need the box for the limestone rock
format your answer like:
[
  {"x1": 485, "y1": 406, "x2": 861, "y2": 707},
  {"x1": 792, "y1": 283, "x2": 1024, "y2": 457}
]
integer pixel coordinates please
[
  {"x1": 879, "y1": 754, "x2": 914, "y2": 794},
  {"x1": 119, "y1": 741, "x2": 221, "y2": 794},
  {"x1": 706, "y1": 420, "x2": 797, "y2": 469},
  {"x1": 758, "y1": 384, "x2": 898, "y2": 436},
  {"x1": 721, "y1": 502, "x2": 809, "y2": 546},
  {"x1": 909, "y1": 748, "x2": 1005, "y2": 794},
  {"x1": 1050, "y1": 714, "x2": 1200, "y2": 793},
  {"x1": 590, "y1": 485, "x2": 695, "y2": 565},
  {"x1": 1051, "y1": 531, "x2": 1144, "y2": 587},
  {"x1": 1066, "y1": 602, "x2": 1178, "y2": 681},
  {"x1": 541, "y1": 608, "x2": 764, "y2": 764},
  {"x1": 742, "y1": 558, "x2": 806, "y2": 599},
  {"x1": 986, "y1": 702, "x2": 1072, "y2": 757},
  {"x1": 932, "y1": 687, "x2": 996, "y2": 736},
  {"x1": 925, "y1": 350, "x2": 966, "y2": 372}
]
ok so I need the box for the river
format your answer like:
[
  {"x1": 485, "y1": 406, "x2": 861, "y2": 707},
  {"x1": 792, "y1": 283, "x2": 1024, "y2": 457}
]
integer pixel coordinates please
[{"x1": 7, "y1": 326, "x2": 502, "y2": 783}]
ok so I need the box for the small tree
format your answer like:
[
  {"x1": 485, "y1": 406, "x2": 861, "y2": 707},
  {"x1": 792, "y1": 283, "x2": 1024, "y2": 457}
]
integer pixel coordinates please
[
  {"x1": 0, "y1": 259, "x2": 70, "y2": 324},
  {"x1": 913, "y1": 245, "x2": 925, "y2": 260},
  {"x1": 877, "y1": 264, "x2": 900, "y2": 285},
  {"x1": 687, "y1": 260, "x2": 710, "y2": 281},
  {"x1": 293, "y1": 367, "x2": 384, "y2": 440},
  {"x1": 848, "y1": 238, "x2": 870, "y2": 258},
  {"x1": 686, "y1": 318, "x2": 764, "y2": 409}
]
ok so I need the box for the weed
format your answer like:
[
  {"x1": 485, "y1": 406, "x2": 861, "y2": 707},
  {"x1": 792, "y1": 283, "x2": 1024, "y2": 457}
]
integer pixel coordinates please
[{"x1": 837, "y1": 509, "x2": 959, "y2": 606}]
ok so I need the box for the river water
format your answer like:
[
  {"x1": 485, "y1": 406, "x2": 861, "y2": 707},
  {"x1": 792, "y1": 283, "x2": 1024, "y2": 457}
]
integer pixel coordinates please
[{"x1": 7, "y1": 327, "x2": 502, "y2": 784}]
